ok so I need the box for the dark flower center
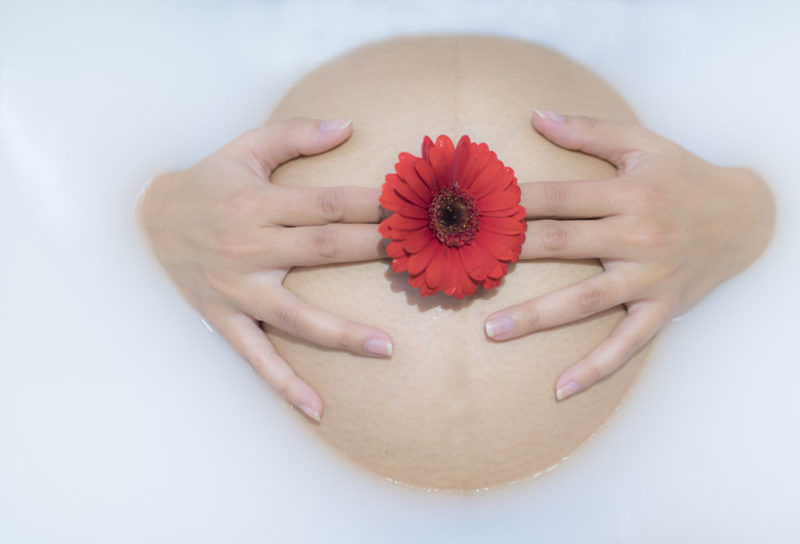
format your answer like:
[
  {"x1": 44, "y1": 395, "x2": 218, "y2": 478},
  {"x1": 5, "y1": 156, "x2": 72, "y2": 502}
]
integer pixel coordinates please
[{"x1": 428, "y1": 186, "x2": 480, "y2": 247}]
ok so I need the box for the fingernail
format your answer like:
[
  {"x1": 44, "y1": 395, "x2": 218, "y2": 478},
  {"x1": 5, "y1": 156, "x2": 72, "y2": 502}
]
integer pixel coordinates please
[
  {"x1": 364, "y1": 338, "x2": 392, "y2": 357},
  {"x1": 319, "y1": 118, "x2": 352, "y2": 132},
  {"x1": 485, "y1": 314, "x2": 514, "y2": 339},
  {"x1": 556, "y1": 381, "x2": 581, "y2": 401},
  {"x1": 533, "y1": 109, "x2": 565, "y2": 124},
  {"x1": 298, "y1": 404, "x2": 321, "y2": 423}
]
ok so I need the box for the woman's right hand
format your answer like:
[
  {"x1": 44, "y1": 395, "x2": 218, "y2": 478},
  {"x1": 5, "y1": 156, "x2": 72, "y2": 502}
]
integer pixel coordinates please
[{"x1": 138, "y1": 118, "x2": 393, "y2": 422}]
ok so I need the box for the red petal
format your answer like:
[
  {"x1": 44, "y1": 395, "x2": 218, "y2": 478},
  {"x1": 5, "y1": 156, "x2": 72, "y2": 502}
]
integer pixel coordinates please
[
  {"x1": 386, "y1": 241, "x2": 406, "y2": 258},
  {"x1": 474, "y1": 231, "x2": 514, "y2": 261},
  {"x1": 417, "y1": 279, "x2": 436, "y2": 297},
  {"x1": 481, "y1": 171, "x2": 519, "y2": 199},
  {"x1": 506, "y1": 233, "x2": 526, "y2": 262},
  {"x1": 392, "y1": 195, "x2": 429, "y2": 219},
  {"x1": 438, "y1": 247, "x2": 476, "y2": 298},
  {"x1": 469, "y1": 162, "x2": 506, "y2": 199},
  {"x1": 480, "y1": 215, "x2": 527, "y2": 235},
  {"x1": 398, "y1": 152, "x2": 417, "y2": 164},
  {"x1": 381, "y1": 213, "x2": 429, "y2": 232},
  {"x1": 379, "y1": 178, "x2": 411, "y2": 211},
  {"x1": 428, "y1": 136, "x2": 454, "y2": 188},
  {"x1": 424, "y1": 246, "x2": 446, "y2": 289},
  {"x1": 450, "y1": 135, "x2": 471, "y2": 187},
  {"x1": 454, "y1": 250, "x2": 478, "y2": 298},
  {"x1": 435, "y1": 135, "x2": 454, "y2": 154},
  {"x1": 403, "y1": 227, "x2": 434, "y2": 253},
  {"x1": 409, "y1": 272, "x2": 425, "y2": 288},
  {"x1": 396, "y1": 159, "x2": 433, "y2": 204},
  {"x1": 477, "y1": 190, "x2": 519, "y2": 212},
  {"x1": 392, "y1": 175, "x2": 429, "y2": 208},
  {"x1": 414, "y1": 158, "x2": 438, "y2": 193},
  {"x1": 457, "y1": 243, "x2": 495, "y2": 281},
  {"x1": 479, "y1": 206, "x2": 525, "y2": 218},
  {"x1": 460, "y1": 144, "x2": 495, "y2": 190},
  {"x1": 391, "y1": 256, "x2": 409, "y2": 272},
  {"x1": 439, "y1": 248, "x2": 458, "y2": 296},
  {"x1": 407, "y1": 238, "x2": 439, "y2": 275},
  {"x1": 488, "y1": 261, "x2": 508, "y2": 279},
  {"x1": 421, "y1": 136, "x2": 434, "y2": 162},
  {"x1": 508, "y1": 205, "x2": 527, "y2": 221}
]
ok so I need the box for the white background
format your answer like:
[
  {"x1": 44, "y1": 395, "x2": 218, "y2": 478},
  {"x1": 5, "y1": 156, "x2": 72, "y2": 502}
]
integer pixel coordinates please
[{"x1": 1, "y1": 1, "x2": 799, "y2": 542}]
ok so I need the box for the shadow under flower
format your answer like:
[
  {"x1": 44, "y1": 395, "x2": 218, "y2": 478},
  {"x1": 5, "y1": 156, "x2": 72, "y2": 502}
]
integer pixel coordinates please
[{"x1": 383, "y1": 261, "x2": 508, "y2": 313}]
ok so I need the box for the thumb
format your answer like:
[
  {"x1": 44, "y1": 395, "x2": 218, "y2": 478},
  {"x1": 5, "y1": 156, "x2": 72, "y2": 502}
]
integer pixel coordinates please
[
  {"x1": 236, "y1": 117, "x2": 353, "y2": 174},
  {"x1": 531, "y1": 110, "x2": 653, "y2": 169}
]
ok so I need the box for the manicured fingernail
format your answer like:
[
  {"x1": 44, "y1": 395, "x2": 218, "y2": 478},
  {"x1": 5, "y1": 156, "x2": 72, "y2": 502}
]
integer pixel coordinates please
[
  {"x1": 298, "y1": 404, "x2": 321, "y2": 423},
  {"x1": 556, "y1": 381, "x2": 581, "y2": 401},
  {"x1": 533, "y1": 109, "x2": 564, "y2": 123},
  {"x1": 485, "y1": 314, "x2": 514, "y2": 339},
  {"x1": 320, "y1": 118, "x2": 352, "y2": 132},
  {"x1": 364, "y1": 338, "x2": 392, "y2": 357}
]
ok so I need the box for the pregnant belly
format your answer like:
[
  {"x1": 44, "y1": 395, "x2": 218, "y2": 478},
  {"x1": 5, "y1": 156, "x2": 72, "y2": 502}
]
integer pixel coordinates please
[
  {"x1": 271, "y1": 259, "x2": 649, "y2": 489},
  {"x1": 266, "y1": 35, "x2": 652, "y2": 489}
]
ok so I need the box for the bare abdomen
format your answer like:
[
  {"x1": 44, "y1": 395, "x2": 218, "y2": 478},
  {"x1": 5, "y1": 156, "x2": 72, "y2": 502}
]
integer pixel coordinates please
[{"x1": 267, "y1": 35, "x2": 651, "y2": 489}]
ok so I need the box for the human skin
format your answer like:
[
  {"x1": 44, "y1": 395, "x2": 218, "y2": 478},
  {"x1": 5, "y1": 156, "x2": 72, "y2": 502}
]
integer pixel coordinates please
[{"x1": 139, "y1": 36, "x2": 774, "y2": 488}]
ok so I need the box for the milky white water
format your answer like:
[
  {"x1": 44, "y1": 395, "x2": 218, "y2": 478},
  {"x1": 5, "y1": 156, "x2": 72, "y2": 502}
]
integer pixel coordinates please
[{"x1": 2, "y1": 1, "x2": 799, "y2": 542}]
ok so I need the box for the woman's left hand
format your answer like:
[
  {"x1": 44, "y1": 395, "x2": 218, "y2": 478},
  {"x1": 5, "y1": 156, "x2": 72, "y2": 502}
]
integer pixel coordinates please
[{"x1": 484, "y1": 110, "x2": 775, "y2": 401}]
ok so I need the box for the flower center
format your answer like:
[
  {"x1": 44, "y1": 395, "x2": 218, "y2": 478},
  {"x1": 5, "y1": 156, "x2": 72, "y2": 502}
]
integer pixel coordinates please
[{"x1": 428, "y1": 186, "x2": 480, "y2": 247}]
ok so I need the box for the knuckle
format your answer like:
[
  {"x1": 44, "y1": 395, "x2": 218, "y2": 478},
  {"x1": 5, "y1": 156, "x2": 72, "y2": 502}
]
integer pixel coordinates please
[
  {"x1": 577, "y1": 116, "x2": 599, "y2": 134},
  {"x1": 335, "y1": 326, "x2": 355, "y2": 351},
  {"x1": 610, "y1": 341, "x2": 636, "y2": 370},
  {"x1": 521, "y1": 304, "x2": 540, "y2": 331},
  {"x1": 629, "y1": 184, "x2": 660, "y2": 212},
  {"x1": 541, "y1": 182, "x2": 568, "y2": 214},
  {"x1": 222, "y1": 185, "x2": 265, "y2": 227},
  {"x1": 275, "y1": 304, "x2": 303, "y2": 335},
  {"x1": 271, "y1": 371, "x2": 295, "y2": 398},
  {"x1": 540, "y1": 220, "x2": 569, "y2": 251},
  {"x1": 215, "y1": 232, "x2": 251, "y2": 260},
  {"x1": 584, "y1": 362, "x2": 606, "y2": 385},
  {"x1": 621, "y1": 340, "x2": 639, "y2": 362},
  {"x1": 636, "y1": 222, "x2": 678, "y2": 250},
  {"x1": 204, "y1": 269, "x2": 235, "y2": 298},
  {"x1": 578, "y1": 287, "x2": 605, "y2": 314},
  {"x1": 230, "y1": 190, "x2": 255, "y2": 216},
  {"x1": 318, "y1": 188, "x2": 346, "y2": 222},
  {"x1": 311, "y1": 225, "x2": 339, "y2": 259}
]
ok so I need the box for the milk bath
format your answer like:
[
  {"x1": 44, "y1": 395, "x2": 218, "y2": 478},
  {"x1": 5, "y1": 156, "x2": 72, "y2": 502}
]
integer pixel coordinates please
[{"x1": 1, "y1": 1, "x2": 799, "y2": 542}]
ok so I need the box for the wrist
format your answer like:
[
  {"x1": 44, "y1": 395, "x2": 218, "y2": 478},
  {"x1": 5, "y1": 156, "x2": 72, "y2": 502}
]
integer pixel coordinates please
[
  {"x1": 724, "y1": 166, "x2": 775, "y2": 273},
  {"x1": 137, "y1": 172, "x2": 176, "y2": 234}
]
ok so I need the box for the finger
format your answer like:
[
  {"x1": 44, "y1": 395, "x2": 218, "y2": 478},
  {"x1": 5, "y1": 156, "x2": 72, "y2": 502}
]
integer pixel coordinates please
[
  {"x1": 554, "y1": 301, "x2": 669, "y2": 401},
  {"x1": 518, "y1": 218, "x2": 629, "y2": 260},
  {"x1": 209, "y1": 307, "x2": 324, "y2": 422},
  {"x1": 268, "y1": 185, "x2": 382, "y2": 226},
  {"x1": 263, "y1": 224, "x2": 385, "y2": 267},
  {"x1": 485, "y1": 272, "x2": 628, "y2": 341},
  {"x1": 239, "y1": 287, "x2": 394, "y2": 359},
  {"x1": 531, "y1": 110, "x2": 657, "y2": 169},
  {"x1": 233, "y1": 117, "x2": 353, "y2": 174},
  {"x1": 519, "y1": 179, "x2": 625, "y2": 219}
]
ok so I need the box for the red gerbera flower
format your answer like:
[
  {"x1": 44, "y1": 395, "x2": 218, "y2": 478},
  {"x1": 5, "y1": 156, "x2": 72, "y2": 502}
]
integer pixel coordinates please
[{"x1": 378, "y1": 135, "x2": 527, "y2": 298}]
